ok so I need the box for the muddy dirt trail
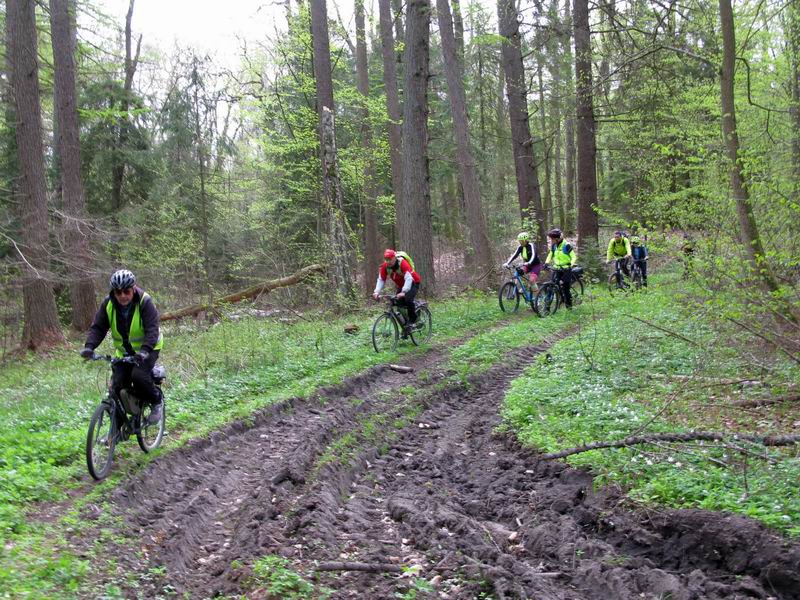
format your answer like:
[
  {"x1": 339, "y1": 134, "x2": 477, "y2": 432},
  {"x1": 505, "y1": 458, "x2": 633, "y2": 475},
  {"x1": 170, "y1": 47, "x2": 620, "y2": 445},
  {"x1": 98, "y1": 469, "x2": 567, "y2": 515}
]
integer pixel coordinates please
[{"x1": 96, "y1": 332, "x2": 800, "y2": 600}]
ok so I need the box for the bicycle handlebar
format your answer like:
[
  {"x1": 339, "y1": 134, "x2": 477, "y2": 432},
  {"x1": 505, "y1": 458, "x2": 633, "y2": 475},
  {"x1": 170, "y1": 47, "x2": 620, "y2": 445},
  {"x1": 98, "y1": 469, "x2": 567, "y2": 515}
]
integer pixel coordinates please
[{"x1": 86, "y1": 352, "x2": 138, "y2": 365}]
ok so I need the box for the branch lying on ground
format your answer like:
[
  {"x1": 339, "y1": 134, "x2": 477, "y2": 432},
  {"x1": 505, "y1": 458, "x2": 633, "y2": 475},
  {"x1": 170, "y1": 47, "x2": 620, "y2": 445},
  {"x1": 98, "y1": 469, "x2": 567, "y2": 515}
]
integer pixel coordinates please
[
  {"x1": 622, "y1": 313, "x2": 700, "y2": 347},
  {"x1": 538, "y1": 431, "x2": 800, "y2": 460},
  {"x1": 727, "y1": 317, "x2": 800, "y2": 366},
  {"x1": 161, "y1": 264, "x2": 324, "y2": 322},
  {"x1": 314, "y1": 561, "x2": 403, "y2": 573}
]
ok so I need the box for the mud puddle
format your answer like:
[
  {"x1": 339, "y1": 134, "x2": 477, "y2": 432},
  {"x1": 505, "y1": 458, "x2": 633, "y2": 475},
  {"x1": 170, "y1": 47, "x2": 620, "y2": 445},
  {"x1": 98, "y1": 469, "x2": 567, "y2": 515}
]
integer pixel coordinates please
[{"x1": 85, "y1": 330, "x2": 799, "y2": 599}]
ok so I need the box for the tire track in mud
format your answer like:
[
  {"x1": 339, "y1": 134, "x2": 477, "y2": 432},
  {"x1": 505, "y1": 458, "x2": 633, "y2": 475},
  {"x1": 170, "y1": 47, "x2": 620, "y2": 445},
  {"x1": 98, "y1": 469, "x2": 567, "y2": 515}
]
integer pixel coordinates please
[{"x1": 99, "y1": 323, "x2": 800, "y2": 600}]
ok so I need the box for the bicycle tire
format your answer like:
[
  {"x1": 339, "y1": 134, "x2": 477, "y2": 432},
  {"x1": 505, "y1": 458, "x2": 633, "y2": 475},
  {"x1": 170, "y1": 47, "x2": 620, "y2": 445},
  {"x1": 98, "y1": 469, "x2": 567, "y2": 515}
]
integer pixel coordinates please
[
  {"x1": 498, "y1": 281, "x2": 520, "y2": 313},
  {"x1": 631, "y1": 269, "x2": 643, "y2": 291},
  {"x1": 372, "y1": 312, "x2": 399, "y2": 353},
  {"x1": 535, "y1": 283, "x2": 560, "y2": 317},
  {"x1": 137, "y1": 400, "x2": 166, "y2": 453},
  {"x1": 409, "y1": 306, "x2": 433, "y2": 346},
  {"x1": 86, "y1": 401, "x2": 116, "y2": 480},
  {"x1": 608, "y1": 272, "x2": 627, "y2": 295}
]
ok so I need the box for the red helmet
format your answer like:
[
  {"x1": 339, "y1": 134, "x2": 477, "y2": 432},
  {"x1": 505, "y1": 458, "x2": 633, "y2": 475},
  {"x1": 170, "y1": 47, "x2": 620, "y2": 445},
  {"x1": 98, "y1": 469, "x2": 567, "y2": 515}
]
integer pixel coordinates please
[{"x1": 384, "y1": 249, "x2": 396, "y2": 261}]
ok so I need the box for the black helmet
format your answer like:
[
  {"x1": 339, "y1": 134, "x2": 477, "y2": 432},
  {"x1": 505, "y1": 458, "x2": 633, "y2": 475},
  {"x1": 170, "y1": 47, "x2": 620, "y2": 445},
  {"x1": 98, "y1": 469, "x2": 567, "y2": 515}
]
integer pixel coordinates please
[
  {"x1": 547, "y1": 228, "x2": 563, "y2": 239},
  {"x1": 109, "y1": 269, "x2": 136, "y2": 290}
]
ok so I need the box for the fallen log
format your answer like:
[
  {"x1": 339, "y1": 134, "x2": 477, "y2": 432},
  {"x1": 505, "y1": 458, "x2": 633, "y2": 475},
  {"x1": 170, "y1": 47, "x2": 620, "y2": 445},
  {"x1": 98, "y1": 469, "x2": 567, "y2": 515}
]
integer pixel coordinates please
[
  {"x1": 388, "y1": 364, "x2": 414, "y2": 373},
  {"x1": 314, "y1": 561, "x2": 403, "y2": 573},
  {"x1": 160, "y1": 264, "x2": 324, "y2": 322},
  {"x1": 538, "y1": 430, "x2": 800, "y2": 461}
]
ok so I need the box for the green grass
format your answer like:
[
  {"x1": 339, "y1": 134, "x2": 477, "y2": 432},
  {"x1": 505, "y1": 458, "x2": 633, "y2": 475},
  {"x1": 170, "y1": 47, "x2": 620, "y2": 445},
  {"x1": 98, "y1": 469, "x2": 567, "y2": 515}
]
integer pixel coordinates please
[
  {"x1": 0, "y1": 291, "x2": 532, "y2": 597},
  {"x1": 502, "y1": 275, "x2": 800, "y2": 534}
]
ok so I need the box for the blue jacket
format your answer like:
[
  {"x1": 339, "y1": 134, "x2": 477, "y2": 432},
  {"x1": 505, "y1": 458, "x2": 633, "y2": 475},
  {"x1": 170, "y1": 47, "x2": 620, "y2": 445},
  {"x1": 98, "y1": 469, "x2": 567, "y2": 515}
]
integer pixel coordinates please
[{"x1": 631, "y1": 245, "x2": 648, "y2": 261}]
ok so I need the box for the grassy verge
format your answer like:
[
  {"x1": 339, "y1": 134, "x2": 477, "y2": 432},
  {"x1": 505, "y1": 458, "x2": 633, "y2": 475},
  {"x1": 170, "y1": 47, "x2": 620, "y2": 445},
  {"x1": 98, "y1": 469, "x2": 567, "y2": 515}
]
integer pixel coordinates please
[
  {"x1": 0, "y1": 291, "x2": 539, "y2": 597},
  {"x1": 502, "y1": 274, "x2": 800, "y2": 534}
]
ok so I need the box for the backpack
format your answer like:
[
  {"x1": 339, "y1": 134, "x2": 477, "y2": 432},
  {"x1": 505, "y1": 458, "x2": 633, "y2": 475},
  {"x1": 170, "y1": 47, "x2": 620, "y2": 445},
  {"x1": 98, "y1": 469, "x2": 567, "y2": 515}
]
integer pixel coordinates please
[
  {"x1": 396, "y1": 251, "x2": 415, "y2": 271},
  {"x1": 551, "y1": 242, "x2": 572, "y2": 255}
]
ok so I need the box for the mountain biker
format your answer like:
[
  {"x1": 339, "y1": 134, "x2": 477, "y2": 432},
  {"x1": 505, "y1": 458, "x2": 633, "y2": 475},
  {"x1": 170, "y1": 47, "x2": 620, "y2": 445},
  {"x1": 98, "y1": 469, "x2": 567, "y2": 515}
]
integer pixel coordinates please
[
  {"x1": 630, "y1": 235, "x2": 649, "y2": 287},
  {"x1": 80, "y1": 269, "x2": 164, "y2": 425},
  {"x1": 544, "y1": 228, "x2": 578, "y2": 309},
  {"x1": 606, "y1": 230, "x2": 632, "y2": 276},
  {"x1": 373, "y1": 249, "x2": 422, "y2": 333},
  {"x1": 503, "y1": 232, "x2": 543, "y2": 293}
]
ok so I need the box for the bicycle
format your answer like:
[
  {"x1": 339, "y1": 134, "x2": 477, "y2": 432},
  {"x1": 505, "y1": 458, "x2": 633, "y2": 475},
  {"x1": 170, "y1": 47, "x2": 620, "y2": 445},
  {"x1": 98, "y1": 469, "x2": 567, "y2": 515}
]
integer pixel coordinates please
[
  {"x1": 85, "y1": 353, "x2": 167, "y2": 480},
  {"x1": 607, "y1": 257, "x2": 631, "y2": 294},
  {"x1": 498, "y1": 265, "x2": 538, "y2": 313},
  {"x1": 372, "y1": 295, "x2": 432, "y2": 353},
  {"x1": 534, "y1": 265, "x2": 585, "y2": 317}
]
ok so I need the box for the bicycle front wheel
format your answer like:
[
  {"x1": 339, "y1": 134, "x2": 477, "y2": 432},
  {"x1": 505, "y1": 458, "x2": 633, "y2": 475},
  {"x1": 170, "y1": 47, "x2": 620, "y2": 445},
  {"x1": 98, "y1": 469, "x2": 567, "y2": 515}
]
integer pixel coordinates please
[
  {"x1": 608, "y1": 272, "x2": 625, "y2": 295},
  {"x1": 498, "y1": 282, "x2": 520, "y2": 313},
  {"x1": 570, "y1": 278, "x2": 584, "y2": 307},
  {"x1": 410, "y1": 306, "x2": 433, "y2": 346},
  {"x1": 372, "y1": 313, "x2": 399, "y2": 353},
  {"x1": 632, "y1": 271, "x2": 643, "y2": 291},
  {"x1": 535, "y1": 283, "x2": 560, "y2": 317},
  {"x1": 137, "y1": 401, "x2": 165, "y2": 453},
  {"x1": 86, "y1": 401, "x2": 116, "y2": 480}
]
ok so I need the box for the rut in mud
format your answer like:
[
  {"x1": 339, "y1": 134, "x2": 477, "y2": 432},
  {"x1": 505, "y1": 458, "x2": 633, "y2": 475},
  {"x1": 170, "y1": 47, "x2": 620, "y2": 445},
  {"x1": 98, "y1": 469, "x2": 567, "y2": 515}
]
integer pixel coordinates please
[{"x1": 98, "y1": 330, "x2": 800, "y2": 600}]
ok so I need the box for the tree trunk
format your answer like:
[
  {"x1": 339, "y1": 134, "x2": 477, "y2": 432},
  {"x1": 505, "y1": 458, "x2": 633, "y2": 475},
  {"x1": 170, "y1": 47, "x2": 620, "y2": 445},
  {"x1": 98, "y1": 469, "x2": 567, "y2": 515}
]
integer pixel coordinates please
[
  {"x1": 497, "y1": 0, "x2": 546, "y2": 249},
  {"x1": 356, "y1": 0, "x2": 381, "y2": 293},
  {"x1": 191, "y1": 64, "x2": 213, "y2": 306},
  {"x1": 562, "y1": 0, "x2": 576, "y2": 233},
  {"x1": 399, "y1": 0, "x2": 435, "y2": 294},
  {"x1": 436, "y1": 0, "x2": 492, "y2": 274},
  {"x1": 378, "y1": 0, "x2": 404, "y2": 219},
  {"x1": 310, "y1": 0, "x2": 356, "y2": 299},
  {"x1": 8, "y1": 0, "x2": 65, "y2": 350},
  {"x1": 573, "y1": 0, "x2": 600, "y2": 266},
  {"x1": 494, "y1": 67, "x2": 508, "y2": 224},
  {"x1": 718, "y1": 0, "x2": 778, "y2": 291},
  {"x1": 549, "y1": 0, "x2": 565, "y2": 231},
  {"x1": 110, "y1": 0, "x2": 141, "y2": 214},
  {"x1": 536, "y1": 56, "x2": 552, "y2": 227},
  {"x1": 49, "y1": 0, "x2": 95, "y2": 331},
  {"x1": 789, "y1": 0, "x2": 800, "y2": 186}
]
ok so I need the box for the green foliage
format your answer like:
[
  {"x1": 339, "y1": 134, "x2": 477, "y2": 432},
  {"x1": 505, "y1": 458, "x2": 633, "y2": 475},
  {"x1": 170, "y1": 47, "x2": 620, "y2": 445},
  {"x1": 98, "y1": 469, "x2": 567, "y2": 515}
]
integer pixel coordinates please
[{"x1": 249, "y1": 555, "x2": 315, "y2": 599}]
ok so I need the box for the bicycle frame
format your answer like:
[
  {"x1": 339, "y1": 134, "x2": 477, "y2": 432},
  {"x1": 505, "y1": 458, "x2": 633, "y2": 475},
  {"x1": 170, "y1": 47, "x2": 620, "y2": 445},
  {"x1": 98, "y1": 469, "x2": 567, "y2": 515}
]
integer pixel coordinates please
[
  {"x1": 506, "y1": 266, "x2": 535, "y2": 304},
  {"x1": 93, "y1": 355, "x2": 148, "y2": 439}
]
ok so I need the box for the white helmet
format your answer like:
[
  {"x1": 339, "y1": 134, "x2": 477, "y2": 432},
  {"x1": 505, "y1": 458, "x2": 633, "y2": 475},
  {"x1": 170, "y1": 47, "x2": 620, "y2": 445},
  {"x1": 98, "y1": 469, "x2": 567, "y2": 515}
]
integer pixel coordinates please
[{"x1": 109, "y1": 269, "x2": 136, "y2": 290}]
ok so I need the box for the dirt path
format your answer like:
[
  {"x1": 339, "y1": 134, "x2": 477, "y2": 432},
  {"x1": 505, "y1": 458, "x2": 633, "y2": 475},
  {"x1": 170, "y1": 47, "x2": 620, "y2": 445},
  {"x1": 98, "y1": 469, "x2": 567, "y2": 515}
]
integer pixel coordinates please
[{"x1": 91, "y1": 331, "x2": 800, "y2": 599}]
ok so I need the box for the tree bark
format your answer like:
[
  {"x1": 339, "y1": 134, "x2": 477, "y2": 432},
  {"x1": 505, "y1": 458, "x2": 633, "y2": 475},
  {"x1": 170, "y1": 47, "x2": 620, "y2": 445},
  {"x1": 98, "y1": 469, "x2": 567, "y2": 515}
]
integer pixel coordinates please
[
  {"x1": 497, "y1": 0, "x2": 546, "y2": 249},
  {"x1": 562, "y1": 0, "x2": 576, "y2": 233},
  {"x1": 536, "y1": 55, "x2": 552, "y2": 226},
  {"x1": 573, "y1": 0, "x2": 600, "y2": 264},
  {"x1": 190, "y1": 63, "x2": 213, "y2": 306},
  {"x1": 436, "y1": 0, "x2": 492, "y2": 274},
  {"x1": 356, "y1": 0, "x2": 381, "y2": 293},
  {"x1": 378, "y1": 0, "x2": 404, "y2": 216},
  {"x1": 718, "y1": 0, "x2": 778, "y2": 292},
  {"x1": 8, "y1": 0, "x2": 65, "y2": 350},
  {"x1": 399, "y1": 0, "x2": 435, "y2": 294},
  {"x1": 310, "y1": 0, "x2": 356, "y2": 300},
  {"x1": 791, "y1": 1, "x2": 800, "y2": 186},
  {"x1": 49, "y1": 0, "x2": 96, "y2": 331}
]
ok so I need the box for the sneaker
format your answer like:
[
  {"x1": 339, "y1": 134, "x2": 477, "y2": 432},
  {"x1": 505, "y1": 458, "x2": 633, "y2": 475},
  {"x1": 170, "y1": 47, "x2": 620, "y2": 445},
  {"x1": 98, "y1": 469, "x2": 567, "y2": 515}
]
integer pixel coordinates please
[{"x1": 147, "y1": 401, "x2": 163, "y2": 426}]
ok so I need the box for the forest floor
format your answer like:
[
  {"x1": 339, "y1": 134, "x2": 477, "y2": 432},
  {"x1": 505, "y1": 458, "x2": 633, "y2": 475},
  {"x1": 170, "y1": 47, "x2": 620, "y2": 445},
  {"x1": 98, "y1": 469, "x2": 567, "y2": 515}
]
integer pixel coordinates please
[{"x1": 5, "y1": 275, "x2": 800, "y2": 599}]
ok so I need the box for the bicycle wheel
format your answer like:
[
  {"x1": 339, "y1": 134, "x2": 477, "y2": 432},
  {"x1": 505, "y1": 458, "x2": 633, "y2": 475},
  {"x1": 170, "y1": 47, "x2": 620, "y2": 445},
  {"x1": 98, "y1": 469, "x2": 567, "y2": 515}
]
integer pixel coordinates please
[
  {"x1": 137, "y1": 400, "x2": 165, "y2": 453},
  {"x1": 498, "y1": 282, "x2": 520, "y2": 313},
  {"x1": 86, "y1": 401, "x2": 116, "y2": 480},
  {"x1": 409, "y1": 306, "x2": 433, "y2": 346},
  {"x1": 372, "y1": 313, "x2": 399, "y2": 352},
  {"x1": 535, "y1": 283, "x2": 560, "y2": 317},
  {"x1": 631, "y1": 269, "x2": 643, "y2": 291},
  {"x1": 607, "y1": 272, "x2": 626, "y2": 295}
]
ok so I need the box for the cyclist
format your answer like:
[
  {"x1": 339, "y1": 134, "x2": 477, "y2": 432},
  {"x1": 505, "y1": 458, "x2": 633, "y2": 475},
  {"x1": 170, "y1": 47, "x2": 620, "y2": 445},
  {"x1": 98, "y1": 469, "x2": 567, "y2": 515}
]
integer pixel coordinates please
[
  {"x1": 80, "y1": 269, "x2": 164, "y2": 425},
  {"x1": 503, "y1": 232, "x2": 543, "y2": 293},
  {"x1": 630, "y1": 235, "x2": 649, "y2": 287},
  {"x1": 606, "y1": 230, "x2": 632, "y2": 276},
  {"x1": 544, "y1": 228, "x2": 578, "y2": 309},
  {"x1": 681, "y1": 234, "x2": 694, "y2": 279},
  {"x1": 373, "y1": 249, "x2": 422, "y2": 333}
]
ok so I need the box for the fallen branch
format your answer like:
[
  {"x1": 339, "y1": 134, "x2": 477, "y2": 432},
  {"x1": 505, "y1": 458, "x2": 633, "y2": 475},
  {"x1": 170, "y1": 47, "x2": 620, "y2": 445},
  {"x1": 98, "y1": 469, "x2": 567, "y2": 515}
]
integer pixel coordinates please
[
  {"x1": 622, "y1": 313, "x2": 700, "y2": 347},
  {"x1": 733, "y1": 393, "x2": 800, "y2": 408},
  {"x1": 161, "y1": 264, "x2": 324, "y2": 322},
  {"x1": 727, "y1": 317, "x2": 800, "y2": 366},
  {"x1": 314, "y1": 561, "x2": 403, "y2": 573},
  {"x1": 388, "y1": 364, "x2": 414, "y2": 373},
  {"x1": 538, "y1": 430, "x2": 800, "y2": 460}
]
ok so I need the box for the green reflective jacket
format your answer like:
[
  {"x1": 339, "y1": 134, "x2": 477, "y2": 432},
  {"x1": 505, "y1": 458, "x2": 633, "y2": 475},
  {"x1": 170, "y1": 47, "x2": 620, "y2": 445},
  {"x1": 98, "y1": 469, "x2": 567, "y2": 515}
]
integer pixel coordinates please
[
  {"x1": 106, "y1": 292, "x2": 163, "y2": 357},
  {"x1": 546, "y1": 241, "x2": 577, "y2": 268}
]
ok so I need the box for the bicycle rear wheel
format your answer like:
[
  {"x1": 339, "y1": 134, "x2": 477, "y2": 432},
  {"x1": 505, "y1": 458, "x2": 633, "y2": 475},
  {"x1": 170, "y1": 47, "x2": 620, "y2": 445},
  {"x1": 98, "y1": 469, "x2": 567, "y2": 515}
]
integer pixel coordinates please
[
  {"x1": 86, "y1": 401, "x2": 116, "y2": 480},
  {"x1": 409, "y1": 306, "x2": 432, "y2": 346},
  {"x1": 535, "y1": 283, "x2": 560, "y2": 317},
  {"x1": 372, "y1": 313, "x2": 399, "y2": 352},
  {"x1": 137, "y1": 400, "x2": 165, "y2": 452},
  {"x1": 570, "y1": 277, "x2": 585, "y2": 306},
  {"x1": 498, "y1": 282, "x2": 520, "y2": 313}
]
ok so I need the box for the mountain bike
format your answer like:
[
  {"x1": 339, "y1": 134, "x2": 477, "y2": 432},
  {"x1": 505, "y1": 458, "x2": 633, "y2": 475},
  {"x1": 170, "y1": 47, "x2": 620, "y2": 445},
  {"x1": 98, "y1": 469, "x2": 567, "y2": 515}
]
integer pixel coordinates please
[
  {"x1": 85, "y1": 353, "x2": 167, "y2": 480},
  {"x1": 607, "y1": 258, "x2": 631, "y2": 294},
  {"x1": 372, "y1": 295, "x2": 432, "y2": 353},
  {"x1": 534, "y1": 266, "x2": 585, "y2": 316},
  {"x1": 498, "y1": 265, "x2": 538, "y2": 313}
]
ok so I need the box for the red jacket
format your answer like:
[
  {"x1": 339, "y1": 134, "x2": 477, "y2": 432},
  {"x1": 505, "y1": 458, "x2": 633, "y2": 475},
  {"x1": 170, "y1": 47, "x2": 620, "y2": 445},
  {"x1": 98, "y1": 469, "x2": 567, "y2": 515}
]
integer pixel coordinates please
[{"x1": 376, "y1": 259, "x2": 421, "y2": 293}]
